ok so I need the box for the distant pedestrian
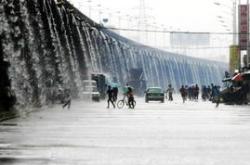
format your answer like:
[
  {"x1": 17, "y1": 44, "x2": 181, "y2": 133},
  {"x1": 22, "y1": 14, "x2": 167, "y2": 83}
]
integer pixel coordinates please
[
  {"x1": 210, "y1": 83, "x2": 216, "y2": 101},
  {"x1": 240, "y1": 82, "x2": 249, "y2": 104},
  {"x1": 166, "y1": 84, "x2": 174, "y2": 101},
  {"x1": 62, "y1": 89, "x2": 71, "y2": 109},
  {"x1": 112, "y1": 86, "x2": 118, "y2": 102},
  {"x1": 179, "y1": 85, "x2": 187, "y2": 103},
  {"x1": 107, "y1": 86, "x2": 115, "y2": 108},
  {"x1": 207, "y1": 85, "x2": 212, "y2": 100},
  {"x1": 201, "y1": 85, "x2": 208, "y2": 101},
  {"x1": 127, "y1": 87, "x2": 135, "y2": 109},
  {"x1": 224, "y1": 71, "x2": 230, "y2": 78},
  {"x1": 194, "y1": 84, "x2": 199, "y2": 101}
]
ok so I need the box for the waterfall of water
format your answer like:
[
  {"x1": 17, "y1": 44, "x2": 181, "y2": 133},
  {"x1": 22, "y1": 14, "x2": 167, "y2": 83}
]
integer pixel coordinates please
[{"x1": 0, "y1": 0, "x2": 227, "y2": 110}]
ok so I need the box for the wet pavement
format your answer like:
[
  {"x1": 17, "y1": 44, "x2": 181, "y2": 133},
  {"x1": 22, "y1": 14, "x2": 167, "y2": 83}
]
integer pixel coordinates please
[{"x1": 0, "y1": 98, "x2": 250, "y2": 165}]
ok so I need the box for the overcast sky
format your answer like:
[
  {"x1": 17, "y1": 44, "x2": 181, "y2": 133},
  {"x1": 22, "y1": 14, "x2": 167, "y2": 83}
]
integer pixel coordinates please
[
  {"x1": 68, "y1": 0, "x2": 241, "y2": 31},
  {"x1": 67, "y1": 0, "x2": 248, "y2": 62}
]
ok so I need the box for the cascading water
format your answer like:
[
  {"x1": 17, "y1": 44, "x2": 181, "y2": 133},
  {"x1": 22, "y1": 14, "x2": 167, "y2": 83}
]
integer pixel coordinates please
[{"x1": 0, "y1": 0, "x2": 227, "y2": 111}]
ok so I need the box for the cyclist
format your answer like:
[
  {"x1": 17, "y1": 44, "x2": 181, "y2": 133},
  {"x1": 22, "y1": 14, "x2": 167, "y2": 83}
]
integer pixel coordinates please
[
  {"x1": 117, "y1": 84, "x2": 136, "y2": 109},
  {"x1": 120, "y1": 84, "x2": 128, "y2": 103},
  {"x1": 122, "y1": 84, "x2": 129, "y2": 97}
]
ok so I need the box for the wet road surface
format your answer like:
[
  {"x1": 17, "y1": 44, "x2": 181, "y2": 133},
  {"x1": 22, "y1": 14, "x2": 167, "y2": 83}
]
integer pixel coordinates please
[{"x1": 0, "y1": 98, "x2": 250, "y2": 165}]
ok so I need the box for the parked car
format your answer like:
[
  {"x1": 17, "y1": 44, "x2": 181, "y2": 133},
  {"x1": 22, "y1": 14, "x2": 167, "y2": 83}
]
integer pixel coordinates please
[
  {"x1": 83, "y1": 80, "x2": 100, "y2": 102},
  {"x1": 145, "y1": 87, "x2": 164, "y2": 103}
]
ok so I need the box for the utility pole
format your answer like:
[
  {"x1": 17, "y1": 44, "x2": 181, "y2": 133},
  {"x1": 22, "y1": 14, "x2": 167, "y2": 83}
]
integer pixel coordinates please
[
  {"x1": 214, "y1": 1, "x2": 237, "y2": 45},
  {"x1": 233, "y1": 0, "x2": 237, "y2": 45}
]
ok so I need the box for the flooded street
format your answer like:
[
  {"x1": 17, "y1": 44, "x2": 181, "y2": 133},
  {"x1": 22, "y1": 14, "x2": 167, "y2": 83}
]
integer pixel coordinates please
[
  {"x1": 1, "y1": 98, "x2": 250, "y2": 165},
  {"x1": 1, "y1": 0, "x2": 250, "y2": 164}
]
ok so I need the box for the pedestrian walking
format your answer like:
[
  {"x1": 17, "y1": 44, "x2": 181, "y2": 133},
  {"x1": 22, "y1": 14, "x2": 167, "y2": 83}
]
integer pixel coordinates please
[
  {"x1": 166, "y1": 84, "x2": 174, "y2": 101},
  {"x1": 179, "y1": 85, "x2": 187, "y2": 103},
  {"x1": 201, "y1": 85, "x2": 208, "y2": 101},
  {"x1": 112, "y1": 86, "x2": 118, "y2": 102},
  {"x1": 107, "y1": 86, "x2": 115, "y2": 108},
  {"x1": 210, "y1": 83, "x2": 216, "y2": 101},
  {"x1": 194, "y1": 84, "x2": 199, "y2": 101},
  {"x1": 62, "y1": 89, "x2": 71, "y2": 109},
  {"x1": 127, "y1": 87, "x2": 135, "y2": 109},
  {"x1": 207, "y1": 85, "x2": 212, "y2": 100}
]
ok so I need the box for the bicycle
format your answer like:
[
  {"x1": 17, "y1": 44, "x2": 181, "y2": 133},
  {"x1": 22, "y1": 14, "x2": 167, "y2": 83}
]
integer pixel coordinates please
[{"x1": 117, "y1": 97, "x2": 136, "y2": 109}]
